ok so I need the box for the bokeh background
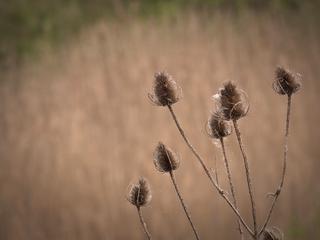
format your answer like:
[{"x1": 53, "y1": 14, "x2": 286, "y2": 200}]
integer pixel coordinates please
[{"x1": 1, "y1": 1, "x2": 320, "y2": 239}]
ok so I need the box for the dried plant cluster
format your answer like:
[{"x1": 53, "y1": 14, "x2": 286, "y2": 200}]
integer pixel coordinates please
[{"x1": 127, "y1": 67, "x2": 301, "y2": 240}]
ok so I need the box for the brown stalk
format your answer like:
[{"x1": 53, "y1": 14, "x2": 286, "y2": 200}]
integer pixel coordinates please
[
  {"x1": 232, "y1": 120, "x2": 258, "y2": 239},
  {"x1": 167, "y1": 104, "x2": 254, "y2": 237},
  {"x1": 137, "y1": 207, "x2": 152, "y2": 240},
  {"x1": 220, "y1": 137, "x2": 244, "y2": 240},
  {"x1": 258, "y1": 94, "x2": 292, "y2": 237},
  {"x1": 169, "y1": 170, "x2": 201, "y2": 240}
]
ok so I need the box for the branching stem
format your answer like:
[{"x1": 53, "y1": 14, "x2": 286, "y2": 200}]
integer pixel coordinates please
[
  {"x1": 258, "y1": 94, "x2": 292, "y2": 237},
  {"x1": 167, "y1": 105, "x2": 254, "y2": 237}
]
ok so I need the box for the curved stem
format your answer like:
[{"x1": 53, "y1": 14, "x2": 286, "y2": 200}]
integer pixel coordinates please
[
  {"x1": 167, "y1": 105, "x2": 254, "y2": 237},
  {"x1": 258, "y1": 94, "x2": 292, "y2": 236},
  {"x1": 233, "y1": 120, "x2": 258, "y2": 239},
  {"x1": 220, "y1": 138, "x2": 244, "y2": 240},
  {"x1": 137, "y1": 207, "x2": 152, "y2": 240},
  {"x1": 170, "y1": 171, "x2": 201, "y2": 240}
]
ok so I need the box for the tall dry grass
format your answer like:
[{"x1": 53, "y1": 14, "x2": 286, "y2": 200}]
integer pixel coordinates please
[{"x1": 0, "y1": 11, "x2": 320, "y2": 239}]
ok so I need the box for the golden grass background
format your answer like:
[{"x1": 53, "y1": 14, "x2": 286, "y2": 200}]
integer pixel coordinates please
[{"x1": 1, "y1": 12, "x2": 320, "y2": 239}]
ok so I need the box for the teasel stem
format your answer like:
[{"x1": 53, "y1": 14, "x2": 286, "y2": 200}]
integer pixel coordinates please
[
  {"x1": 220, "y1": 138, "x2": 244, "y2": 240},
  {"x1": 258, "y1": 94, "x2": 292, "y2": 237},
  {"x1": 167, "y1": 105, "x2": 254, "y2": 237},
  {"x1": 137, "y1": 206, "x2": 152, "y2": 240},
  {"x1": 232, "y1": 119, "x2": 258, "y2": 239},
  {"x1": 169, "y1": 170, "x2": 200, "y2": 240}
]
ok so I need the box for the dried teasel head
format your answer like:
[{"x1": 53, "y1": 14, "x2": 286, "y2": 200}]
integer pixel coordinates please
[
  {"x1": 213, "y1": 81, "x2": 249, "y2": 121},
  {"x1": 261, "y1": 227, "x2": 283, "y2": 240},
  {"x1": 207, "y1": 111, "x2": 232, "y2": 139},
  {"x1": 273, "y1": 66, "x2": 301, "y2": 96},
  {"x1": 148, "y1": 71, "x2": 182, "y2": 106},
  {"x1": 153, "y1": 142, "x2": 180, "y2": 172},
  {"x1": 127, "y1": 177, "x2": 152, "y2": 207}
]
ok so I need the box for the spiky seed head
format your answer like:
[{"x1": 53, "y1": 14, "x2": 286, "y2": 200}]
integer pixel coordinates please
[
  {"x1": 261, "y1": 227, "x2": 283, "y2": 240},
  {"x1": 127, "y1": 177, "x2": 152, "y2": 207},
  {"x1": 273, "y1": 66, "x2": 301, "y2": 96},
  {"x1": 153, "y1": 142, "x2": 180, "y2": 172},
  {"x1": 207, "y1": 111, "x2": 232, "y2": 139},
  {"x1": 213, "y1": 81, "x2": 249, "y2": 121},
  {"x1": 148, "y1": 72, "x2": 181, "y2": 106}
]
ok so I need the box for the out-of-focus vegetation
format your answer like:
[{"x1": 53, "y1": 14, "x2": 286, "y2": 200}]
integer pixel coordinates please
[{"x1": 0, "y1": 0, "x2": 319, "y2": 63}]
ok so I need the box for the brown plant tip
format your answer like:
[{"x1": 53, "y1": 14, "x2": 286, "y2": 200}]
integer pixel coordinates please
[
  {"x1": 261, "y1": 227, "x2": 283, "y2": 240},
  {"x1": 148, "y1": 71, "x2": 181, "y2": 106},
  {"x1": 153, "y1": 142, "x2": 180, "y2": 172},
  {"x1": 127, "y1": 177, "x2": 152, "y2": 207},
  {"x1": 207, "y1": 111, "x2": 232, "y2": 139},
  {"x1": 213, "y1": 81, "x2": 249, "y2": 121},
  {"x1": 273, "y1": 66, "x2": 301, "y2": 95}
]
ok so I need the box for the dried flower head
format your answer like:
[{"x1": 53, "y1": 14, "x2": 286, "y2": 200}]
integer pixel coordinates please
[
  {"x1": 207, "y1": 111, "x2": 232, "y2": 139},
  {"x1": 213, "y1": 81, "x2": 249, "y2": 121},
  {"x1": 261, "y1": 227, "x2": 283, "y2": 240},
  {"x1": 148, "y1": 72, "x2": 181, "y2": 106},
  {"x1": 127, "y1": 177, "x2": 152, "y2": 207},
  {"x1": 153, "y1": 142, "x2": 180, "y2": 172},
  {"x1": 273, "y1": 66, "x2": 301, "y2": 95}
]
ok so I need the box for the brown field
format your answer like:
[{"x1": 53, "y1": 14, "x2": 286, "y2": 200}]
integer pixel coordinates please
[{"x1": 0, "y1": 11, "x2": 320, "y2": 239}]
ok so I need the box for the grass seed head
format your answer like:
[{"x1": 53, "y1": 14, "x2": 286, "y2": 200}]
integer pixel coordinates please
[
  {"x1": 127, "y1": 177, "x2": 152, "y2": 207},
  {"x1": 148, "y1": 72, "x2": 181, "y2": 106},
  {"x1": 207, "y1": 111, "x2": 232, "y2": 139},
  {"x1": 273, "y1": 66, "x2": 301, "y2": 96},
  {"x1": 214, "y1": 81, "x2": 249, "y2": 121},
  {"x1": 153, "y1": 142, "x2": 180, "y2": 172}
]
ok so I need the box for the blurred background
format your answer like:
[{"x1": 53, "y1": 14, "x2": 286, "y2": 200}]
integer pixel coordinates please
[{"x1": 1, "y1": 0, "x2": 320, "y2": 239}]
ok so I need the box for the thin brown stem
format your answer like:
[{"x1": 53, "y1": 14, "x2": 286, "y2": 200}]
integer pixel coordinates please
[
  {"x1": 137, "y1": 207, "x2": 152, "y2": 240},
  {"x1": 167, "y1": 104, "x2": 254, "y2": 237},
  {"x1": 233, "y1": 120, "x2": 258, "y2": 239},
  {"x1": 169, "y1": 171, "x2": 200, "y2": 240},
  {"x1": 258, "y1": 94, "x2": 292, "y2": 237},
  {"x1": 220, "y1": 138, "x2": 244, "y2": 240}
]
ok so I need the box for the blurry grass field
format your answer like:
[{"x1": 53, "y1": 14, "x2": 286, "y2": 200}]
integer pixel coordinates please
[{"x1": 1, "y1": 10, "x2": 320, "y2": 239}]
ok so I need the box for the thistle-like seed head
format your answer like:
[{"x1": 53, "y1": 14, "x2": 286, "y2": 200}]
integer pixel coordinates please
[
  {"x1": 213, "y1": 81, "x2": 249, "y2": 121},
  {"x1": 261, "y1": 227, "x2": 283, "y2": 240},
  {"x1": 207, "y1": 111, "x2": 232, "y2": 139},
  {"x1": 127, "y1": 177, "x2": 152, "y2": 207},
  {"x1": 148, "y1": 72, "x2": 181, "y2": 106},
  {"x1": 153, "y1": 142, "x2": 180, "y2": 172},
  {"x1": 273, "y1": 66, "x2": 301, "y2": 96}
]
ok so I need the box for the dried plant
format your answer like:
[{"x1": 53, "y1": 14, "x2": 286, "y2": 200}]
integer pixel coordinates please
[
  {"x1": 153, "y1": 142, "x2": 200, "y2": 240},
  {"x1": 127, "y1": 177, "x2": 152, "y2": 240},
  {"x1": 128, "y1": 66, "x2": 300, "y2": 239}
]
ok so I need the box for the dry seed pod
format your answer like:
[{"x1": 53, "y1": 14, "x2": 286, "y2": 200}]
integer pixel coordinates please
[
  {"x1": 213, "y1": 81, "x2": 249, "y2": 121},
  {"x1": 148, "y1": 72, "x2": 181, "y2": 106},
  {"x1": 153, "y1": 142, "x2": 180, "y2": 172},
  {"x1": 207, "y1": 111, "x2": 232, "y2": 139},
  {"x1": 127, "y1": 177, "x2": 152, "y2": 207},
  {"x1": 273, "y1": 66, "x2": 301, "y2": 95},
  {"x1": 261, "y1": 227, "x2": 283, "y2": 240}
]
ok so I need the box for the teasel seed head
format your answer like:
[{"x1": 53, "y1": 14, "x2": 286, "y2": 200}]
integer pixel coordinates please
[
  {"x1": 261, "y1": 227, "x2": 283, "y2": 240},
  {"x1": 273, "y1": 66, "x2": 301, "y2": 96},
  {"x1": 148, "y1": 71, "x2": 182, "y2": 106},
  {"x1": 213, "y1": 81, "x2": 249, "y2": 121},
  {"x1": 153, "y1": 142, "x2": 180, "y2": 172},
  {"x1": 207, "y1": 111, "x2": 232, "y2": 139},
  {"x1": 127, "y1": 177, "x2": 152, "y2": 207}
]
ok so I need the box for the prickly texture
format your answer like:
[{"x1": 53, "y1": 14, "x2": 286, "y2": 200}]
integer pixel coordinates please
[
  {"x1": 273, "y1": 66, "x2": 301, "y2": 95},
  {"x1": 207, "y1": 111, "x2": 232, "y2": 139},
  {"x1": 153, "y1": 142, "x2": 180, "y2": 172},
  {"x1": 127, "y1": 177, "x2": 152, "y2": 207},
  {"x1": 149, "y1": 72, "x2": 181, "y2": 106},
  {"x1": 261, "y1": 227, "x2": 283, "y2": 240},
  {"x1": 215, "y1": 81, "x2": 248, "y2": 120}
]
